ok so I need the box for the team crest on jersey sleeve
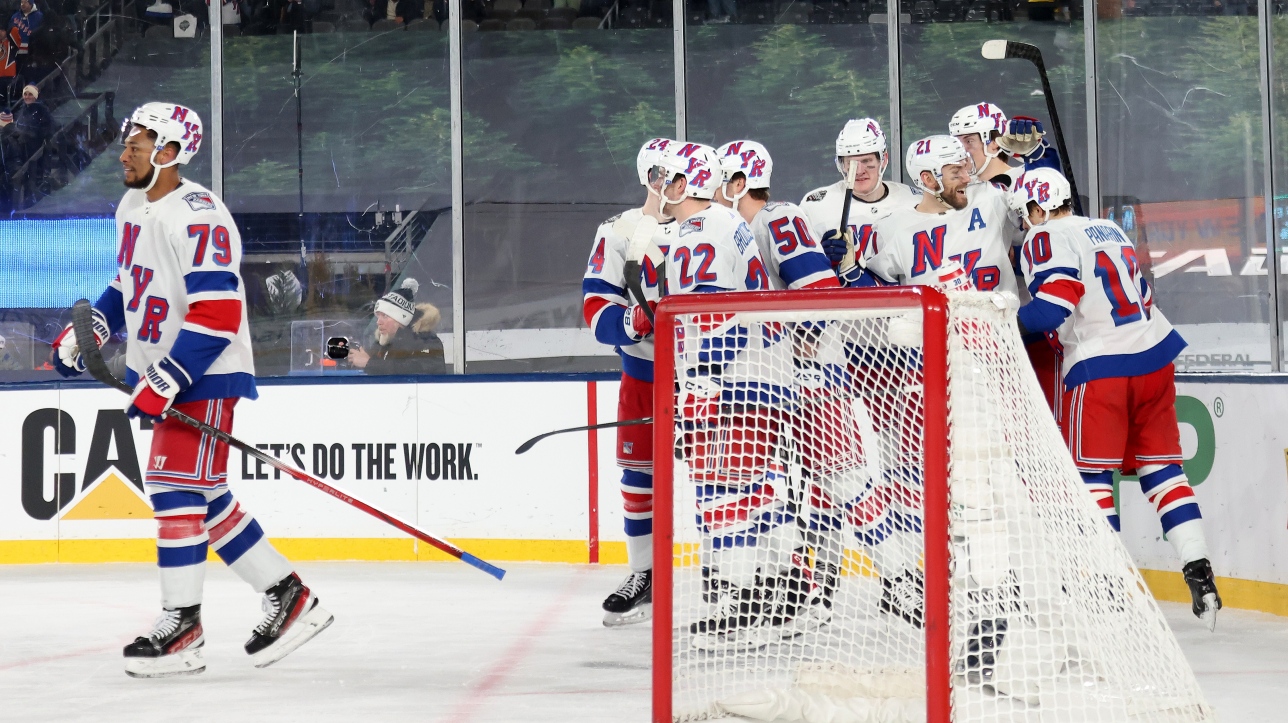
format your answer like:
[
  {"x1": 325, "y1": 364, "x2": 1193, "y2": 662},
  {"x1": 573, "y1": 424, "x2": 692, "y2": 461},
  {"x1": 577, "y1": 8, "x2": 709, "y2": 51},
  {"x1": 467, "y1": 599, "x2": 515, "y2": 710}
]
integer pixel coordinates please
[
  {"x1": 680, "y1": 218, "x2": 704, "y2": 236},
  {"x1": 183, "y1": 191, "x2": 216, "y2": 212}
]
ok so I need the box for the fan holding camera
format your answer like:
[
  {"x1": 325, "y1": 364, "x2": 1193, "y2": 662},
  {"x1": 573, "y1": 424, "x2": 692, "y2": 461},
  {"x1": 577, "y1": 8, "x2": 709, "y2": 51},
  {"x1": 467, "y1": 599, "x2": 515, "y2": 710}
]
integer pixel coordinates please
[{"x1": 328, "y1": 278, "x2": 447, "y2": 375}]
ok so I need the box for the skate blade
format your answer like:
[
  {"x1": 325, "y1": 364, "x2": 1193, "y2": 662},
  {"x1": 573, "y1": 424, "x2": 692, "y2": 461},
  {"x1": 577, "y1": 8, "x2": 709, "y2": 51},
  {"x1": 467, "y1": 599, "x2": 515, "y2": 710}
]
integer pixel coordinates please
[
  {"x1": 1200, "y1": 593, "x2": 1219, "y2": 632},
  {"x1": 251, "y1": 603, "x2": 334, "y2": 669},
  {"x1": 691, "y1": 628, "x2": 772, "y2": 653},
  {"x1": 124, "y1": 643, "x2": 206, "y2": 678},
  {"x1": 603, "y1": 603, "x2": 652, "y2": 628}
]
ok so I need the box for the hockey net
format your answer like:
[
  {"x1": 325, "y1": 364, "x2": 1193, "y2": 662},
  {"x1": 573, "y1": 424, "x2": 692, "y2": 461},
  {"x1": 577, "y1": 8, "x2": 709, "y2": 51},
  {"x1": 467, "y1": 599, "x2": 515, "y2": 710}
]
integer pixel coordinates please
[{"x1": 651, "y1": 288, "x2": 1213, "y2": 723}]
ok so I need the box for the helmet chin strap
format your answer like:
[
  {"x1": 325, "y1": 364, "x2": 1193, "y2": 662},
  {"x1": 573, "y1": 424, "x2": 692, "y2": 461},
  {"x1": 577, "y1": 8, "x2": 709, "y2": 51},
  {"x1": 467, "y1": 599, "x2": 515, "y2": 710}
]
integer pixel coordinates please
[
  {"x1": 719, "y1": 182, "x2": 748, "y2": 213},
  {"x1": 644, "y1": 183, "x2": 674, "y2": 222},
  {"x1": 141, "y1": 145, "x2": 182, "y2": 194}
]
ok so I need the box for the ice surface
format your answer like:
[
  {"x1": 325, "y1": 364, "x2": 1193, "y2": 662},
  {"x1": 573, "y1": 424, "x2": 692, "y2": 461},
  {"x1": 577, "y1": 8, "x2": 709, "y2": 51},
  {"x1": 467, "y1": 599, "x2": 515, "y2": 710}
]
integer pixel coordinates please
[{"x1": 0, "y1": 562, "x2": 1285, "y2": 723}]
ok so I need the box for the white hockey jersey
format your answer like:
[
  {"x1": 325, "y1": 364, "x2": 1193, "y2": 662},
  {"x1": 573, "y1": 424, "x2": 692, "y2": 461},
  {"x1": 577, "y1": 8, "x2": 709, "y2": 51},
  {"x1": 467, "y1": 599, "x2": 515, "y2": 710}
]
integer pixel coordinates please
[
  {"x1": 581, "y1": 207, "x2": 675, "y2": 383},
  {"x1": 799, "y1": 179, "x2": 919, "y2": 260},
  {"x1": 865, "y1": 182, "x2": 1023, "y2": 293},
  {"x1": 1020, "y1": 214, "x2": 1185, "y2": 388},
  {"x1": 749, "y1": 201, "x2": 839, "y2": 290},
  {"x1": 665, "y1": 203, "x2": 766, "y2": 295},
  {"x1": 99, "y1": 180, "x2": 257, "y2": 403}
]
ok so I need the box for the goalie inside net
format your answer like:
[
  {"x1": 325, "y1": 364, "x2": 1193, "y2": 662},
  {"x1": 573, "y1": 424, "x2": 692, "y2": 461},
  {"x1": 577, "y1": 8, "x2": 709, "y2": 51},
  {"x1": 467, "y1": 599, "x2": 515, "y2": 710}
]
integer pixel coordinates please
[{"x1": 658, "y1": 292, "x2": 1213, "y2": 723}]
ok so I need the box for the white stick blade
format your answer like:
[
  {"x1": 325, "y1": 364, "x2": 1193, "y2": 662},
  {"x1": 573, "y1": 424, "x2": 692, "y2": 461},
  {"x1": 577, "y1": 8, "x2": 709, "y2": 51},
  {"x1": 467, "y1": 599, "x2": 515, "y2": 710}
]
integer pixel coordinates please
[{"x1": 981, "y1": 39, "x2": 1008, "y2": 60}]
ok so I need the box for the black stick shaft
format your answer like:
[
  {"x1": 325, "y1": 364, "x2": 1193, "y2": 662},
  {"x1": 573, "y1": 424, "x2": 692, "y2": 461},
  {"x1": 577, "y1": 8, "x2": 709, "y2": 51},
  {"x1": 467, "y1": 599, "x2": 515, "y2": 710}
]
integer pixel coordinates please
[
  {"x1": 1030, "y1": 55, "x2": 1084, "y2": 216},
  {"x1": 516, "y1": 417, "x2": 652, "y2": 455}
]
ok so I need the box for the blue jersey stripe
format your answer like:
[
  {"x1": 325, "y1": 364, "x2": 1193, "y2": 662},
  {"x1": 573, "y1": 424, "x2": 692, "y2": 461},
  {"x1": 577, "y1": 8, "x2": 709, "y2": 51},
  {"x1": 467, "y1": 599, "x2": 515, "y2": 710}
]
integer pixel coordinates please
[{"x1": 185, "y1": 270, "x2": 239, "y2": 295}]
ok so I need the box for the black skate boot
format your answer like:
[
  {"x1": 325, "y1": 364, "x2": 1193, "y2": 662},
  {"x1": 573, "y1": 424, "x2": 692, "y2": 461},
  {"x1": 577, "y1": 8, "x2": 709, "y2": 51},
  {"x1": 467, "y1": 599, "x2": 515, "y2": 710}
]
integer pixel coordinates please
[
  {"x1": 244, "y1": 573, "x2": 334, "y2": 668},
  {"x1": 602, "y1": 570, "x2": 652, "y2": 627},
  {"x1": 1183, "y1": 558, "x2": 1222, "y2": 631},
  {"x1": 817, "y1": 562, "x2": 840, "y2": 611},
  {"x1": 763, "y1": 568, "x2": 828, "y2": 637},
  {"x1": 123, "y1": 604, "x2": 206, "y2": 678},
  {"x1": 690, "y1": 581, "x2": 771, "y2": 652},
  {"x1": 879, "y1": 569, "x2": 925, "y2": 628}
]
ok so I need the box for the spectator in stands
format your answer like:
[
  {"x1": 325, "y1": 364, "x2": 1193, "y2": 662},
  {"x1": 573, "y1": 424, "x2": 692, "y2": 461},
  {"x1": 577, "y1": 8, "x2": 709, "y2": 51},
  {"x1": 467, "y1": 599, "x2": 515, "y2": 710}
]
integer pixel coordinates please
[
  {"x1": 8, "y1": 83, "x2": 51, "y2": 156},
  {"x1": 9, "y1": 0, "x2": 42, "y2": 72},
  {"x1": 347, "y1": 279, "x2": 446, "y2": 375},
  {"x1": 363, "y1": 0, "x2": 423, "y2": 25},
  {"x1": 22, "y1": 9, "x2": 72, "y2": 90}
]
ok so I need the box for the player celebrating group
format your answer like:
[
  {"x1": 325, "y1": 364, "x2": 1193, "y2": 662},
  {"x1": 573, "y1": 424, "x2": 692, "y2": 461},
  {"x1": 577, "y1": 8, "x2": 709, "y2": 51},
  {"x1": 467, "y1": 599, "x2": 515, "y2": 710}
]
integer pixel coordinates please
[
  {"x1": 1011, "y1": 167, "x2": 1222, "y2": 628},
  {"x1": 50, "y1": 102, "x2": 332, "y2": 677},
  {"x1": 800, "y1": 118, "x2": 918, "y2": 272},
  {"x1": 582, "y1": 137, "x2": 676, "y2": 627}
]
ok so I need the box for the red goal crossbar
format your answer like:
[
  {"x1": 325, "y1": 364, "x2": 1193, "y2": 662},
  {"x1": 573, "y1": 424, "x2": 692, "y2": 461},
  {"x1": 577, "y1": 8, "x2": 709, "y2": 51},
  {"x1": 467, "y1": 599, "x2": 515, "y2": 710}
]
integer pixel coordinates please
[{"x1": 650, "y1": 287, "x2": 951, "y2": 723}]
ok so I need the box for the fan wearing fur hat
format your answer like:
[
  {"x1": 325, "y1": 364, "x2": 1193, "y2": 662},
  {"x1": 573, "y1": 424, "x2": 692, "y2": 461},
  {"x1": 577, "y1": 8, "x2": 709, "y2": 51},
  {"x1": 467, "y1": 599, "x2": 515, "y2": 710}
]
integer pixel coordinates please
[{"x1": 348, "y1": 278, "x2": 447, "y2": 375}]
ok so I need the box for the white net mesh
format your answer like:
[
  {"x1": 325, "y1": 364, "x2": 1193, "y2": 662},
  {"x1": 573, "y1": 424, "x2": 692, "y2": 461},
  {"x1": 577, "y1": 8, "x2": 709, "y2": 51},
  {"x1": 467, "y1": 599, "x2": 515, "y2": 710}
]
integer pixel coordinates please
[{"x1": 660, "y1": 290, "x2": 1213, "y2": 723}]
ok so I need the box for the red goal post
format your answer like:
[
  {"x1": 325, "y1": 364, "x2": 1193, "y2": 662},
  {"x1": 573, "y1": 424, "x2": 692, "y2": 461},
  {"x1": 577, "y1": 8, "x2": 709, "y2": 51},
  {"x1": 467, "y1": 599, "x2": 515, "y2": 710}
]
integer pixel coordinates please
[{"x1": 651, "y1": 287, "x2": 952, "y2": 723}]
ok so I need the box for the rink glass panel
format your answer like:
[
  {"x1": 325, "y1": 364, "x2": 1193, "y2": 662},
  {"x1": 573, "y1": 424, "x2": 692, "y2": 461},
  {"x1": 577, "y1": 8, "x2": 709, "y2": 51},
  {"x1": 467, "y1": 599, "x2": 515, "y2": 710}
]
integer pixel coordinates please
[
  {"x1": 1095, "y1": 4, "x2": 1273, "y2": 371},
  {"x1": 682, "y1": 12, "x2": 890, "y2": 208},
  {"x1": 460, "y1": 28, "x2": 674, "y2": 374},
  {"x1": 0, "y1": 11, "x2": 212, "y2": 383},
  {"x1": 652, "y1": 289, "x2": 1213, "y2": 723},
  {"x1": 1273, "y1": 6, "x2": 1288, "y2": 366},
  {"x1": 897, "y1": 4, "x2": 1089, "y2": 195},
  {"x1": 221, "y1": 28, "x2": 453, "y2": 376}
]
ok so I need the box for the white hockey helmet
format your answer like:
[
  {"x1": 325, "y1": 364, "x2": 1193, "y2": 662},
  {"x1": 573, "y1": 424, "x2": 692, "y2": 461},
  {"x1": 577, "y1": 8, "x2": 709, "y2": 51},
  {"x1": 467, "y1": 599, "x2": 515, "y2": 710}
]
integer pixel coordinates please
[
  {"x1": 716, "y1": 140, "x2": 772, "y2": 189},
  {"x1": 949, "y1": 102, "x2": 1007, "y2": 159},
  {"x1": 834, "y1": 117, "x2": 888, "y2": 175},
  {"x1": 122, "y1": 102, "x2": 203, "y2": 192},
  {"x1": 656, "y1": 141, "x2": 721, "y2": 201},
  {"x1": 636, "y1": 137, "x2": 674, "y2": 187},
  {"x1": 905, "y1": 135, "x2": 973, "y2": 196},
  {"x1": 1010, "y1": 167, "x2": 1073, "y2": 225}
]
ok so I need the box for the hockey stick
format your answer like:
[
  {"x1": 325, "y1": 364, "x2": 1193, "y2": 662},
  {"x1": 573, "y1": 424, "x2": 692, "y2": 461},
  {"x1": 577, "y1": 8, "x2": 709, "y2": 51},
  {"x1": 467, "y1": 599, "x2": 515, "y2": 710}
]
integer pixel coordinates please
[
  {"x1": 837, "y1": 159, "x2": 860, "y2": 270},
  {"x1": 981, "y1": 39, "x2": 1085, "y2": 216},
  {"x1": 618, "y1": 214, "x2": 663, "y2": 325},
  {"x1": 515, "y1": 417, "x2": 652, "y2": 455},
  {"x1": 70, "y1": 300, "x2": 507, "y2": 582}
]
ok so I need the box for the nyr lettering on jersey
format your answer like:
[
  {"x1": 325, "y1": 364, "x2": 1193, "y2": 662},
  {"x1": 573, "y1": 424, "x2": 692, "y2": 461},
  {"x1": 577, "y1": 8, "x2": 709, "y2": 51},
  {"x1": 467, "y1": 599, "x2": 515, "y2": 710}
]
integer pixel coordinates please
[
  {"x1": 680, "y1": 218, "x2": 704, "y2": 237},
  {"x1": 910, "y1": 225, "x2": 948, "y2": 276},
  {"x1": 587, "y1": 237, "x2": 606, "y2": 273},
  {"x1": 733, "y1": 223, "x2": 754, "y2": 254},
  {"x1": 967, "y1": 208, "x2": 987, "y2": 232},
  {"x1": 138, "y1": 297, "x2": 170, "y2": 343},
  {"x1": 127, "y1": 266, "x2": 154, "y2": 312},
  {"x1": 183, "y1": 191, "x2": 216, "y2": 212},
  {"x1": 856, "y1": 224, "x2": 876, "y2": 257},
  {"x1": 950, "y1": 249, "x2": 1001, "y2": 291},
  {"x1": 118, "y1": 223, "x2": 141, "y2": 268}
]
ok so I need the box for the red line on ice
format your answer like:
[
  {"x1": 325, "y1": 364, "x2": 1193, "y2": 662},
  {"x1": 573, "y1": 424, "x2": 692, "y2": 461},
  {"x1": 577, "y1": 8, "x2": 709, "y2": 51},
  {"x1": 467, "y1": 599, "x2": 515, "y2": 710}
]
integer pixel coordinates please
[{"x1": 441, "y1": 570, "x2": 589, "y2": 723}]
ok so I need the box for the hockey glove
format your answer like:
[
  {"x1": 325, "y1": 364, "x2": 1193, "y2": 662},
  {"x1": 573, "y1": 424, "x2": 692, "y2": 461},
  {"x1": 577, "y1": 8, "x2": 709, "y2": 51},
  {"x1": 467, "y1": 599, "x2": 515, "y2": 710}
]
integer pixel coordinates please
[
  {"x1": 126, "y1": 360, "x2": 186, "y2": 422},
  {"x1": 50, "y1": 308, "x2": 110, "y2": 378},
  {"x1": 998, "y1": 117, "x2": 1045, "y2": 158},
  {"x1": 623, "y1": 300, "x2": 657, "y2": 342},
  {"x1": 819, "y1": 229, "x2": 848, "y2": 269}
]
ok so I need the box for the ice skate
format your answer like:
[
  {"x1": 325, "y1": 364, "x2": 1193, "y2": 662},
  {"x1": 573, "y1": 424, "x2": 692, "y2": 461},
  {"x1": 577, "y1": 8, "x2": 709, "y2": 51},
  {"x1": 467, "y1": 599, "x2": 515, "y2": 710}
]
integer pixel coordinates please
[
  {"x1": 123, "y1": 605, "x2": 206, "y2": 678},
  {"x1": 691, "y1": 582, "x2": 775, "y2": 652},
  {"x1": 879, "y1": 569, "x2": 924, "y2": 628},
  {"x1": 1183, "y1": 558, "x2": 1222, "y2": 631},
  {"x1": 602, "y1": 570, "x2": 652, "y2": 627},
  {"x1": 245, "y1": 573, "x2": 334, "y2": 668}
]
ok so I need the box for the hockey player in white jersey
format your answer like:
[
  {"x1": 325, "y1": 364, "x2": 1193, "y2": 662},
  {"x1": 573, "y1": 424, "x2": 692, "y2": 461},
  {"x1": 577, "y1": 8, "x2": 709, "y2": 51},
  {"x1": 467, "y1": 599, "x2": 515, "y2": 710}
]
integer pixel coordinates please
[
  {"x1": 654, "y1": 141, "x2": 815, "y2": 650},
  {"x1": 799, "y1": 118, "x2": 918, "y2": 276},
  {"x1": 1011, "y1": 168, "x2": 1222, "y2": 628},
  {"x1": 713, "y1": 140, "x2": 837, "y2": 291},
  {"x1": 951, "y1": 102, "x2": 1068, "y2": 411},
  {"x1": 581, "y1": 137, "x2": 676, "y2": 627},
  {"x1": 948, "y1": 101, "x2": 1063, "y2": 190},
  {"x1": 49, "y1": 103, "x2": 332, "y2": 677},
  {"x1": 858, "y1": 135, "x2": 1023, "y2": 291}
]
